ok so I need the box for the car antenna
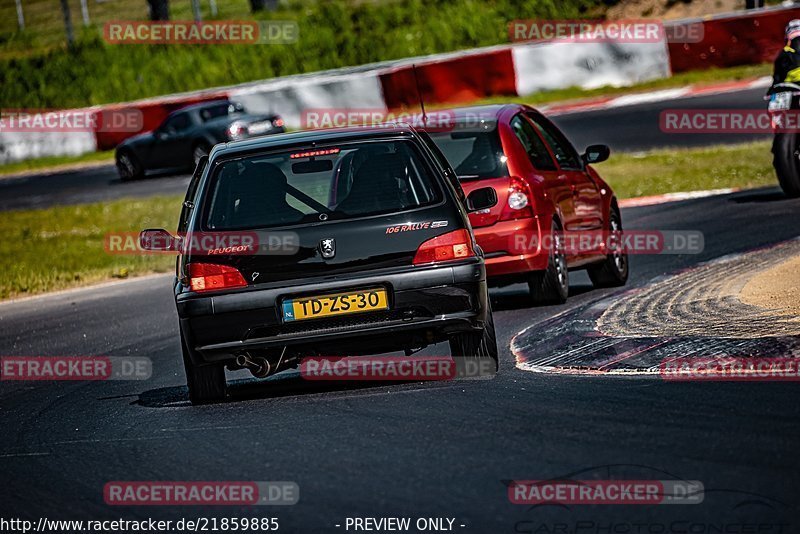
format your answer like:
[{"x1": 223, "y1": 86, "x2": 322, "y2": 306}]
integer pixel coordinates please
[{"x1": 412, "y1": 64, "x2": 428, "y2": 126}]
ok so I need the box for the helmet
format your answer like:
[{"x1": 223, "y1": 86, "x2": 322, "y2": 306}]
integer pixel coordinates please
[{"x1": 786, "y1": 19, "x2": 800, "y2": 41}]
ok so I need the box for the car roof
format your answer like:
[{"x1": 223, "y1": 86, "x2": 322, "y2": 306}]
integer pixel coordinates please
[
  {"x1": 413, "y1": 104, "x2": 533, "y2": 133},
  {"x1": 441, "y1": 104, "x2": 509, "y2": 118},
  {"x1": 172, "y1": 100, "x2": 233, "y2": 114},
  {"x1": 210, "y1": 124, "x2": 420, "y2": 160},
  {"x1": 433, "y1": 103, "x2": 530, "y2": 119}
]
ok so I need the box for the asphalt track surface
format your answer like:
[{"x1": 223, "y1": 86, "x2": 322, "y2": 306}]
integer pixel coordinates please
[
  {"x1": 0, "y1": 86, "x2": 771, "y2": 212},
  {"x1": 1, "y1": 187, "x2": 799, "y2": 531}
]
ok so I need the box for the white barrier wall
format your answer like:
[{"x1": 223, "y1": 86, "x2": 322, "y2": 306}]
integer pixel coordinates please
[
  {"x1": 512, "y1": 40, "x2": 672, "y2": 96},
  {"x1": 0, "y1": 131, "x2": 97, "y2": 165},
  {"x1": 229, "y1": 70, "x2": 387, "y2": 129}
]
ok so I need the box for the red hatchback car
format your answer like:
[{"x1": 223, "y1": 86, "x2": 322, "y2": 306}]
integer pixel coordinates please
[{"x1": 426, "y1": 104, "x2": 628, "y2": 304}]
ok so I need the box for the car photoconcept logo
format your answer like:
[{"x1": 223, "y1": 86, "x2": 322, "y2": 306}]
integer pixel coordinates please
[{"x1": 320, "y1": 238, "x2": 336, "y2": 259}]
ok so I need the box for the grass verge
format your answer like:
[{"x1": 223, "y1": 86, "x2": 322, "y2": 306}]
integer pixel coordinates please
[
  {"x1": 596, "y1": 140, "x2": 774, "y2": 199},
  {"x1": 0, "y1": 140, "x2": 776, "y2": 300},
  {"x1": 0, "y1": 196, "x2": 180, "y2": 301},
  {"x1": 0, "y1": 150, "x2": 114, "y2": 178}
]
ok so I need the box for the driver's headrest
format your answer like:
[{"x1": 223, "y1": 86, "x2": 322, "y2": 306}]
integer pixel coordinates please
[
  {"x1": 354, "y1": 153, "x2": 406, "y2": 181},
  {"x1": 225, "y1": 160, "x2": 288, "y2": 193}
]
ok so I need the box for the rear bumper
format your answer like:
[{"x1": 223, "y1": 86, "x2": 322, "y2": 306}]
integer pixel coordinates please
[
  {"x1": 474, "y1": 216, "x2": 549, "y2": 278},
  {"x1": 177, "y1": 261, "x2": 487, "y2": 363}
]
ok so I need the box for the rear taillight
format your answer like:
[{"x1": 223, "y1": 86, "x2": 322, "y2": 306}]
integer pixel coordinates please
[
  {"x1": 273, "y1": 118, "x2": 285, "y2": 128},
  {"x1": 412, "y1": 229, "x2": 476, "y2": 265},
  {"x1": 188, "y1": 263, "x2": 247, "y2": 292},
  {"x1": 499, "y1": 176, "x2": 534, "y2": 221},
  {"x1": 227, "y1": 121, "x2": 248, "y2": 140}
]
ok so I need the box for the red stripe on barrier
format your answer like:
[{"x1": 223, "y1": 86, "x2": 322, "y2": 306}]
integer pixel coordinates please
[
  {"x1": 379, "y1": 49, "x2": 516, "y2": 110},
  {"x1": 668, "y1": 7, "x2": 800, "y2": 73}
]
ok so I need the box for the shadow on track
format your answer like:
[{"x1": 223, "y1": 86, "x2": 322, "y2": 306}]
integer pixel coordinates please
[
  {"x1": 490, "y1": 284, "x2": 594, "y2": 312},
  {"x1": 728, "y1": 186, "x2": 789, "y2": 204},
  {"x1": 134, "y1": 370, "x2": 461, "y2": 408}
]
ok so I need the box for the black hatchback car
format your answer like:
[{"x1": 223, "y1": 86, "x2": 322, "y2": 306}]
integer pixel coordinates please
[{"x1": 141, "y1": 125, "x2": 499, "y2": 404}]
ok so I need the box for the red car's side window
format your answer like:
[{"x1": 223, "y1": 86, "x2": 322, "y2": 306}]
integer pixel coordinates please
[
  {"x1": 510, "y1": 115, "x2": 557, "y2": 171},
  {"x1": 526, "y1": 113, "x2": 583, "y2": 170}
]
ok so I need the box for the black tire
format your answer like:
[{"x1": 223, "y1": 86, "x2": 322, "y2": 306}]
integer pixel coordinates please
[
  {"x1": 528, "y1": 219, "x2": 569, "y2": 305},
  {"x1": 449, "y1": 300, "x2": 499, "y2": 372},
  {"x1": 181, "y1": 333, "x2": 226, "y2": 405},
  {"x1": 116, "y1": 149, "x2": 143, "y2": 181},
  {"x1": 587, "y1": 207, "x2": 629, "y2": 288},
  {"x1": 772, "y1": 133, "x2": 800, "y2": 198}
]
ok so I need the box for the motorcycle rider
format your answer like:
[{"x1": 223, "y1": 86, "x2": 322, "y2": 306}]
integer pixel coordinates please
[
  {"x1": 770, "y1": 19, "x2": 800, "y2": 197},
  {"x1": 772, "y1": 19, "x2": 800, "y2": 89}
]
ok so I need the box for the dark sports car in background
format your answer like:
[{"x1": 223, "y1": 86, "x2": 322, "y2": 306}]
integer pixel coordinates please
[{"x1": 115, "y1": 100, "x2": 285, "y2": 181}]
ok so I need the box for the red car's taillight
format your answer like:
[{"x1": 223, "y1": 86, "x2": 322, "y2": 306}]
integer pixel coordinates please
[
  {"x1": 188, "y1": 263, "x2": 247, "y2": 292},
  {"x1": 499, "y1": 176, "x2": 534, "y2": 221},
  {"x1": 412, "y1": 229, "x2": 476, "y2": 265}
]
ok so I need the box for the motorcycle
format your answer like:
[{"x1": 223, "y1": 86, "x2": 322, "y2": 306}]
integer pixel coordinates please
[{"x1": 766, "y1": 81, "x2": 800, "y2": 197}]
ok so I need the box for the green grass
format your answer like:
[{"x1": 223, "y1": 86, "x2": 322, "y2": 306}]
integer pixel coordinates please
[
  {"x1": 0, "y1": 196, "x2": 181, "y2": 300},
  {"x1": 596, "y1": 141, "x2": 775, "y2": 199},
  {"x1": 0, "y1": 0, "x2": 607, "y2": 109},
  {"x1": 0, "y1": 150, "x2": 114, "y2": 177},
  {"x1": 0, "y1": 0, "x2": 775, "y2": 117},
  {"x1": 0, "y1": 141, "x2": 776, "y2": 300}
]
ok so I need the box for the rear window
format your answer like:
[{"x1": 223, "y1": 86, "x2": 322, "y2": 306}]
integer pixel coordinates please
[
  {"x1": 428, "y1": 121, "x2": 507, "y2": 179},
  {"x1": 204, "y1": 140, "x2": 442, "y2": 230}
]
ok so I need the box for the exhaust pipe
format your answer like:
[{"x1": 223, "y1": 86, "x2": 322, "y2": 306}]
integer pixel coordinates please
[{"x1": 235, "y1": 353, "x2": 271, "y2": 378}]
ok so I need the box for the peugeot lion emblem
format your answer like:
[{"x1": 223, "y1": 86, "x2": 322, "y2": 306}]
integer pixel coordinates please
[{"x1": 320, "y1": 238, "x2": 336, "y2": 259}]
